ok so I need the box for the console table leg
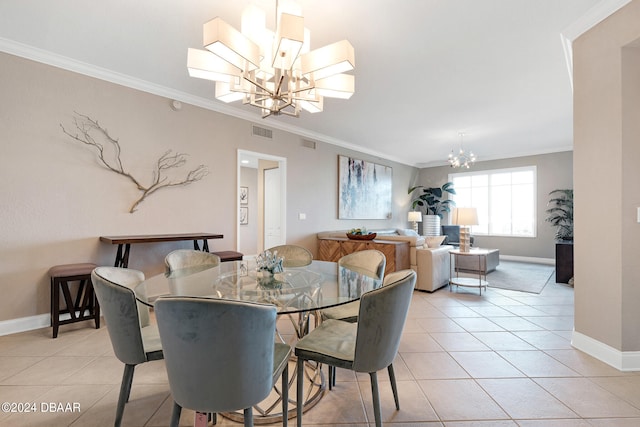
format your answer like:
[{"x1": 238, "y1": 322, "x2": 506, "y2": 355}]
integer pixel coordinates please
[
  {"x1": 113, "y1": 244, "x2": 131, "y2": 268},
  {"x1": 121, "y1": 244, "x2": 131, "y2": 268},
  {"x1": 114, "y1": 244, "x2": 124, "y2": 267}
]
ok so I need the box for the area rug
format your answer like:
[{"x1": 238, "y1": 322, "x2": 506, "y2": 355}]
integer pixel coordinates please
[{"x1": 484, "y1": 261, "x2": 555, "y2": 294}]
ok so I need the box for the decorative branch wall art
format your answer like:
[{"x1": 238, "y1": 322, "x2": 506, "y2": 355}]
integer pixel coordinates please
[
  {"x1": 338, "y1": 155, "x2": 392, "y2": 219},
  {"x1": 60, "y1": 112, "x2": 209, "y2": 213}
]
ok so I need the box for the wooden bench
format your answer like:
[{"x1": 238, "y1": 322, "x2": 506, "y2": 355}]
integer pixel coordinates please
[{"x1": 211, "y1": 251, "x2": 244, "y2": 262}]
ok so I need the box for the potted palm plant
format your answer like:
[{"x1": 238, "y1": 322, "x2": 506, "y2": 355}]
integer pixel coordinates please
[
  {"x1": 408, "y1": 182, "x2": 456, "y2": 236},
  {"x1": 545, "y1": 189, "x2": 573, "y2": 241},
  {"x1": 546, "y1": 189, "x2": 574, "y2": 285}
]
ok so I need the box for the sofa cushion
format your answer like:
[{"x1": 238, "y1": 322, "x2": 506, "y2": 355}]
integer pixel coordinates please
[
  {"x1": 425, "y1": 236, "x2": 446, "y2": 248},
  {"x1": 396, "y1": 229, "x2": 419, "y2": 237}
]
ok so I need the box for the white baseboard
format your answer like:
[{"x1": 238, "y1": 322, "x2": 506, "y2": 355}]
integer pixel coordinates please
[
  {"x1": 500, "y1": 255, "x2": 555, "y2": 265},
  {"x1": 0, "y1": 311, "x2": 94, "y2": 336},
  {"x1": 572, "y1": 330, "x2": 640, "y2": 371},
  {"x1": 0, "y1": 314, "x2": 50, "y2": 336}
]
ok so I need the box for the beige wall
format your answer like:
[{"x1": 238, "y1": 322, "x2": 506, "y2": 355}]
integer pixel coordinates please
[
  {"x1": 573, "y1": 0, "x2": 640, "y2": 354},
  {"x1": 0, "y1": 52, "x2": 416, "y2": 325},
  {"x1": 417, "y1": 151, "x2": 573, "y2": 259},
  {"x1": 239, "y1": 166, "x2": 258, "y2": 255}
]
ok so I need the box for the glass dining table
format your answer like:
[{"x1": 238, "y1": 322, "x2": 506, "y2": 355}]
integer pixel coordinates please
[{"x1": 134, "y1": 259, "x2": 383, "y2": 424}]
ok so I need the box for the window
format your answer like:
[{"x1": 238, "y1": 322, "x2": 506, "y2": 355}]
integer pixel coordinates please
[{"x1": 449, "y1": 166, "x2": 536, "y2": 237}]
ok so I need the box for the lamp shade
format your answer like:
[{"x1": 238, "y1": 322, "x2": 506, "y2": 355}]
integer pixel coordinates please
[
  {"x1": 451, "y1": 207, "x2": 478, "y2": 226},
  {"x1": 408, "y1": 211, "x2": 422, "y2": 222}
]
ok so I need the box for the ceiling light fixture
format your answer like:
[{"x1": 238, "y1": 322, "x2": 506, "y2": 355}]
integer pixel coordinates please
[
  {"x1": 187, "y1": 1, "x2": 355, "y2": 118},
  {"x1": 448, "y1": 132, "x2": 476, "y2": 168}
]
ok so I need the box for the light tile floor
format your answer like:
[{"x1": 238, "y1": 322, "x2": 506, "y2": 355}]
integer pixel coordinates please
[{"x1": 2, "y1": 278, "x2": 640, "y2": 426}]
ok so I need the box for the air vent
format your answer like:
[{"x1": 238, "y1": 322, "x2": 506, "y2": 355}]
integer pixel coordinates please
[
  {"x1": 301, "y1": 139, "x2": 317, "y2": 149},
  {"x1": 252, "y1": 125, "x2": 273, "y2": 139}
]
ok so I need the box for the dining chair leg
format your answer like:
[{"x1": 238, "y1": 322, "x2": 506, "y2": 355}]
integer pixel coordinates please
[
  {"x1": 388, "y1": 363, "x2": 400, "y2": 410},
  {"x1": 243, "y1": 407, "x2": 253, "y2": 427},
  {"x1": 369, "y1": 371, "x2": 382, "y2": 427},
  {"x1": 296, "y1": 358, "x2": 304, "y2": 427},
  {"x1": 169, "y1": 401, "x2": 181, "y2": 427},
  {"x1": 328, "y1": 365, "x2": 334, "y2": 390},
  {"x1": 332, "y1": 365, "x2": 337, "y2": 387},
  {"x1": 282, "y1": 363, "x2": 289, "y2": 427},
  {"x1": 115, "y1": 364, "x2": 135, "y2": 427},
  {"x1": 124, "y1": 364, "x2": 136, "y2": 403}
]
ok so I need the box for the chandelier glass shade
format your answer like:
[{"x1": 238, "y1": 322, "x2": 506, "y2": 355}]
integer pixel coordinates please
[
  {"x1": 187, "y1": 2, "x2": 355, "y2": 118},
  {"x1": 448, "y1": 132, "x2": 476, "y2": 168}
]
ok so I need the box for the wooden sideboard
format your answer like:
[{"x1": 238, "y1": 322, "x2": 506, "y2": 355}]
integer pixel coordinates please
[{"x1": 317, "y1": 237, "x2": 410, "y2": 275}]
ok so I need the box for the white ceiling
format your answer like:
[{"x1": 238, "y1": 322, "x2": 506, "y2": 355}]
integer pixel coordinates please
[{"x1": 0, "y1": 0, "x2": 620, "y2": 167}]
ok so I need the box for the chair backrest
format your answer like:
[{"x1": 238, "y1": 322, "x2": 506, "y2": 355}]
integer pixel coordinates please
[
  {"x1": 338, "y1": 249, "x2": 386, "y2": 280},
  {"x1": 441, "y1": 225, "x2": 460, "y2": 245},
  {"x1": 352, "y1": 269, "x2": 416, "y2": 373},
  {"x1": 91, "y1": 267, "x2": 149, "y2": 365},
  {"x1": 154, "y1": 297, "x2": 277, "y2": 413},
  {"x1": 267, "y1": 245, "x2": 313, "y2": 267},
  {"x1": 165, "y1": 249, "x2": 221, "y2": 273}
]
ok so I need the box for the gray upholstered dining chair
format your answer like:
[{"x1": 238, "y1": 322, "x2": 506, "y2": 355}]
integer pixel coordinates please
[
  {"x1": 295, "y1": 269, "x2": 416, "y2": 427},
  {"x1": 164, "y1": 249, "x2": 221, "y2": 273},
  {"x1": 321, "y1": 249, "x2": 386, "y2": 322},
  {"x1": 91, "y1": 267, "x2": 163, "y2": 427},
  {"x1": 266, "y1": 244, "x2": 313, "y2": 267},
  {"x1": 154, "y1": 296, "x2": 292, "y2": 427}
]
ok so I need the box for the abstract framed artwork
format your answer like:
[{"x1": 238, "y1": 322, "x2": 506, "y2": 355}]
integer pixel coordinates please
[{"x1": 338, "y1": 155, "x2": 393, "y2": 219}]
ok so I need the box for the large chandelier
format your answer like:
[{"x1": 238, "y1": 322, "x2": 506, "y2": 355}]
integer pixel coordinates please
[
  {"x1": 448, "y1": 132, "x2": 476, "y2": 168},
  {"x1": 187, "y1": 1, "x2": 355, "y2": 118}
]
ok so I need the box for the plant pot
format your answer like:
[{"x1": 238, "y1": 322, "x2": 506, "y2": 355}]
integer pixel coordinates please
[{"x1": 422, "y1": 215, "x2": 440, "y2": 237}]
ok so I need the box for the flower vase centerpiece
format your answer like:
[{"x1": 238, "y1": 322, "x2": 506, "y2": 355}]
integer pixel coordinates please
[{"x1": 255, "y1": 249, "x2": 284, "y2": 289}]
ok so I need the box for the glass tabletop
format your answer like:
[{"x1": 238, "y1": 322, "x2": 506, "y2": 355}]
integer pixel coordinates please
[{"x1": 135, "y1": 260, "x2": 383, "y2": 314}]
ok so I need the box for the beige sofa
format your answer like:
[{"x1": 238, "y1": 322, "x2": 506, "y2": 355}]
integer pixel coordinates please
[{"x1": 415, "y1": 245, "x2": 453, "y2": 292}]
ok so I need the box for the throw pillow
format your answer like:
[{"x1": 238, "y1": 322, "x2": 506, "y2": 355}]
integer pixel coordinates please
[{"x1": 425, "y1": 236, "x2": 446, "y2": 248}]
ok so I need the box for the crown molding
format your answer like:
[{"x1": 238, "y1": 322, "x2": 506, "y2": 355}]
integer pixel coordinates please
[
  {"x1": 0, "y1": 37, "x2": 412, "y2": 168},
  {"x1": 561, "y1": 0, "x2": 633, "y2": 88}
]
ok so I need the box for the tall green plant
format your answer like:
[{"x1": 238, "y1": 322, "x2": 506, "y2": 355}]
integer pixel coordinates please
[
  {"x1": 546, "y1": 189, "x2": 573, "y2": 241},
  {"x1": 408, "y1": 182, "x2": 456, "y2": 219}
]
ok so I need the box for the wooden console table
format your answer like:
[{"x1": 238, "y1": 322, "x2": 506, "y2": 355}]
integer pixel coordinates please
[
  {"x1": 100, "y1": 233, "x2": 224, "y2": 268},
  {"x1": 317, "y1": 237, "x2": 409, "y2": 275}
]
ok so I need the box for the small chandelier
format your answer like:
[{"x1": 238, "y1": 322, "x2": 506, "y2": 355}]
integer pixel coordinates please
[
  {"x1": 448, "y1": 132, "x2": 476, "y2": 168},
  {"x1": 187, "y1": 1, "x2": 355, "y2": 118}
]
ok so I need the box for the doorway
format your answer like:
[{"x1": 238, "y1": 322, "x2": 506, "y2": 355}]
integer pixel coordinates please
[{"x1": 237, "y1": 150, "x2": 287, "y2": 256}]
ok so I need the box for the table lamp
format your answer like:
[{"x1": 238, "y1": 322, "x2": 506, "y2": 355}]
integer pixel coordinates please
[
  {"x1": 408, "y1": 211, "x2": 422, "y2": 234},
  {"x1": 451, "y1": 207, "x2": 478, "y2": 252}
]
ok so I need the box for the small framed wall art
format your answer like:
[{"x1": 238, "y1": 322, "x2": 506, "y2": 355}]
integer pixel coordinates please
[
  {"x1": 240, "y1": 186, "x2": 248, "y2": 205},
  {"x1": 240, "y1": 207, "x2": 248, "y2": 225}
]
